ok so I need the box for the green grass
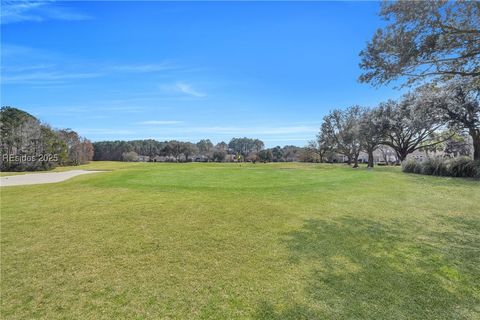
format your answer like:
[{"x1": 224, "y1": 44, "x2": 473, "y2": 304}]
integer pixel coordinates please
[{"x1": 1, "y1": 162, "x2": 479, "y2": 319}]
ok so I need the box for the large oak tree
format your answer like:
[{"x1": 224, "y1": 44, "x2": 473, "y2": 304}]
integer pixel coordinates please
[
  {"x1": 359, "y1": 1, "x2": 480, "y2": 87},
  {"x1": 320, "y1": 106, "x2": 364, "y2": 167},
  {"x1": 376, "y1": 90, "x2": 449, "y2": 161},
  {"x1": 359, "y1": 108, "x2": 385, "y2": 168},
  {"x1": 432, "y1": 78, "x2": 480, "y2": 160}
]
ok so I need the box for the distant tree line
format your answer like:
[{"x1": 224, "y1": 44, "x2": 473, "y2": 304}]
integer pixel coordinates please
[
  {"x1": 93, "y1": 139, "x2": 220, "y2": 162},
  {"x1": 93, "y1": 137, "x2": 307, "y2": 163},
  {"x1": 0, "y1": 107, "x2": 94, "y2": 171}
]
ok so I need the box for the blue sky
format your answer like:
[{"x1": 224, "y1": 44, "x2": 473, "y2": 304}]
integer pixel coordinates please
[{"x1": 1, "y1": 1, "x2": 404, "y2": 147}]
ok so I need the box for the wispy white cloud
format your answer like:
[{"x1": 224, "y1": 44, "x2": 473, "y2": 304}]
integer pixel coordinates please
[
  {"x1": 38, "y1": 105, "x2": 148, "y2": 116},
  {"x1": 1, "y1": 44, "x2": 60, "y2": 64},
  {"x1": 1, "y1": 1, "x2": 47, "y2": 24},
  {"x1": 261, "y1": 138, "x2": 311, "y2": 142},
  {"x1": 173, "y1": 82, "x2": 206, "y2": 98},
  {"x1": 113, "y1": 124, "x2": 317, "y2": 138},
  {"x1": 1, "y1": 71, "x2": 102, "y2": 84},
  {"x1": 66, "y1": 123, "x2": 316, "y2": 141},
  {"x1": 1, "y1": 44, "x2": 35, "y2": 57},
  {"x1": 1, "y1": 44, "x2": 102, "y2": 85},
  {"x1": 73, "y1": 128, "x2": 135, "y2": 135},
  {"x1": 1, "y1": 42, "x2": 204, "y2": 90},
  {"x1": 1, "y1": 0, "x2": 91, "y2": 24},
  {"x1": 111, "y1": 63, "x2": 176, "y2": 73},
  {"x1": 137, "y1": 120, "x2": 184, "y2": 125},
  {"x1": 1, "y1": 63, "x2": 56, "y2": 73},
  {"x1": 39, "y1": 5, "x2": 91, "y2": 21},
  {"x1": 181, "y1": 125, "x2": 317, "y2": 135}
]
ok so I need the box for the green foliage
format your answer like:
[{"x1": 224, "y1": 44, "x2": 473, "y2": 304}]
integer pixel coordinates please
[
  {"x1": 92, "y1": 138, "x2": 301, "y2": 164},
  {"x1": 320, "y1": 105, "x2": 364, "y2": 165},
  {"x1": 359, "y1": 1, "x2": 480, "y2": 87},
  {"x1": 94, "y1": 140, "x2": 166, "y2": 161},
  {"x1": 1, "y1": 106, "x2": 93, "y2": 171},
  {"x1": 271, "y1": 146, "x2": 284, "y2": 162},
  {"x1": 1, "y1": 108, "x2": 57, "y2": 171},
  {"x1": 228, "y1": 137, "x2": 265, "y2": 158},
  {"x1": 258, "y1": 149, "x2": 273, "y2": 162},
  {"x1": 196, "y1": 139, "x2": 214, "y2": 159},
  {"x1": 212, "y1": 150, "x2": 227, "y2": 162}
]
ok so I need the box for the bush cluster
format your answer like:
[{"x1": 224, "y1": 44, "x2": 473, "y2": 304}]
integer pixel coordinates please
[{"x1": 402, "y1": 157, "x2": 480, "y2": 178}]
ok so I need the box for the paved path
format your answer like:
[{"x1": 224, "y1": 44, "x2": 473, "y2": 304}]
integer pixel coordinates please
[{"x1": 0, "y1": 170, "x2": 104, "y2": 187}]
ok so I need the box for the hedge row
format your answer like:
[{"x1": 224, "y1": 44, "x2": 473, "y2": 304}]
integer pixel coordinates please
[{"x1": 402, "y1": 157, "x2": 480, "y2": 178}]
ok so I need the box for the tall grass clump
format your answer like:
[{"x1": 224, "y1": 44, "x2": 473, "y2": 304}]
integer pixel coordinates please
[
  {"x1": 402, "y1": 159, "x2": 422, "y2": 174},
  {"x1": 448, "y1": 157, "x2": 479, "y2": 178},
  {"x1": 402, "y1": 157, "x2": 479, "y2": 178},
  {"x1": 421, "y1": 158, "x2": 449, "y2": 176}
]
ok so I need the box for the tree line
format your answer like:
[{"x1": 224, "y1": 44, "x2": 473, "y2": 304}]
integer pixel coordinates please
[
  {"x1": 93, "y1": 139, "x2": 232, "y2": 162},
  {"x1": 310, "y1": 78, "x2": 479, "y2": 168},
  {"x1": 93, "y1": 138, "x2": 306, "y2": 163},
  {"x1": 0, "y1": 107, "x2": 94, "y2": 171}
]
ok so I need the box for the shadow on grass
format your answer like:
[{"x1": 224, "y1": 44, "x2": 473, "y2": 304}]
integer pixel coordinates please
[{"x1": 255, "y1": 216, "x2": 479, "y2": 319}]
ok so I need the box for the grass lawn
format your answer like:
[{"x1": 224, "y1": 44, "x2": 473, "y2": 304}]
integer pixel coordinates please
[{"x1": 1, "y1": 162, "x2": 479, "y2": 319}]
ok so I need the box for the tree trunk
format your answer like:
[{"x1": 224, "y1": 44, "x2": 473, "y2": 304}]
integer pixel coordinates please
[
  {"x1": 353, "y1": 155, "x2": 359, "y2": 168},
  {"x1": 470, "y1": 129, "x2": 480, "y2": 161},
  {"x1": 397, "y1": 150, "x2": 408, "y2": 162},
  {"x1": 367, "y1": 149, "x2": 374, "y2": 168},
  {"x1": 383, "y1": 153, "x2": 388, "y2": 165},
  {"x1": 474, "y1": 139, "x2": 480, "y2": 161}
]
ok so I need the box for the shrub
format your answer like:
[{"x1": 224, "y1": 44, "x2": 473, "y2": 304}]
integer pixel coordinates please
[
  {"x1": 402, "y1": 159, "x2": 417, "y2": 173},
  {"x1": 402, "y1": 159, "x2": 421, "y2": 174},
  {"x1": 421, "y1": 158, "x2": 449, "y2": 176},
  {"x1": 414, "y1": 162, "x2": 423, "y2": 174},
  {"x1": 447, "y1": 157, "x2": 479, "y2": 178},
  {"x1": 403, "y1": 157, "x2": 479, "y2": 178}
]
